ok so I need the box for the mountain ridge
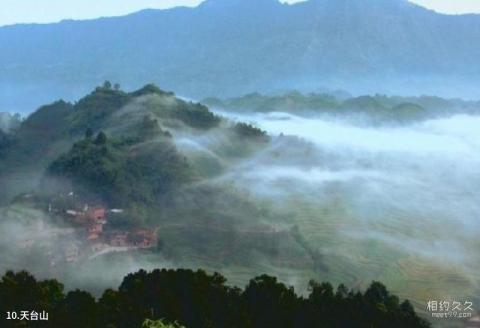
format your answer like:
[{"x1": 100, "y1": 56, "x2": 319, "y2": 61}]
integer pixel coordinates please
[{"x1": 1, "y1": 0, "x2": 480, "y2": 113}]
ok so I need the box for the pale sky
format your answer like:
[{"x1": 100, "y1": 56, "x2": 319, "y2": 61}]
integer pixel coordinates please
[{"x1": 0, "y1": 0, "x2": 479, "y2": 27}]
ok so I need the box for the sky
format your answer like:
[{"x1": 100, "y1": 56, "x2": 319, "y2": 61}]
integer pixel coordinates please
[{"x1": 1, "y1": 0, "x2": 480, "y2": 26}]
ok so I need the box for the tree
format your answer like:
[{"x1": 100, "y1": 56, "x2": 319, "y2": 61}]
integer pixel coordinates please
[
  {"x1": 0, "y1": 271, "x2": 65, "y2": 318},
  {"x1": 98, "y1": 289, "x2": 123, "y2": 327},
  {"x1": 308, "y1": 281, "x2": 334, "y2": 314},
  {"x1": 0, "y1": 270, "x2": 430, "y2": 328},
  {"x1": 54, "y1": 290, "x2": 99, "y2": 328},
  {"x1": 94, "y1": 131, "x2": 107, "y2": 145},
  {"x1": 364, "y1": 281, "x2": 391, "y2": 305},
  {"x1": 103, "y1": 81, "x2": 112, "y2": 90},
  {"x1": 243, "y1": 275, "x2": 298, "y2": 328}
]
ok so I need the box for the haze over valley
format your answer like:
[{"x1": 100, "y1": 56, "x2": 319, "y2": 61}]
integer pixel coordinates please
[
  {"x1": 1, "y1": 1, "x2": 480, "y2": 327},
  {"x1": 1, "y1": 84, "x2": 479, "y2": 328}
]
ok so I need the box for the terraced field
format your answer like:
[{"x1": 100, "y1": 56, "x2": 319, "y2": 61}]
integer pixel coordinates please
[{"x1": 212, "y1": 111, "x2": 480, "y2": 327}]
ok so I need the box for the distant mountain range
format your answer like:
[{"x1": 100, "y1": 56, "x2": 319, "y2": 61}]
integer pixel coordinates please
[
  {"x1": 1, "y1": 0, "x2": 480, "y2": 113},
  {"x1": 204, "y1": 90, "x2": 480, "y2": 125}
]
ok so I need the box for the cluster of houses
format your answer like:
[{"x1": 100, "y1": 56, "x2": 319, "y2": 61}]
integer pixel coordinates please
[
  {"x1": 16, "y1": 192, "x2": 158, "y2": 264},
  {"x1": 66, "y1": 206, "x2": 109, "y2": 241},
  {"x1": 65, "y1": 204, "x2": 157, "y2": 251}
]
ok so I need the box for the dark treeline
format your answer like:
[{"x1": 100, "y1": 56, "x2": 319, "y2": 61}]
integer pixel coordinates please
[{"x1": 0, "y1": 269, "x2": 430, "y2": 328}]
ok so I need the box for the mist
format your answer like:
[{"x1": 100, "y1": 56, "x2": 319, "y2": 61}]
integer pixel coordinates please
[
  {"x1": 1, "y1": 91, "x2": 479, "y2": 321},
  {"x1": 206, "y1": 109, "x2": 480, "y2": 305}
]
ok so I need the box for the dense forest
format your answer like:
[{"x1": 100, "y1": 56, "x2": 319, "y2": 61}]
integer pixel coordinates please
[
  {"x1": 48, "y1": 128, "x2": 190, "y2": 207},
  {"x1": 0, "y1": 269, "x2": 430, "y2": 328}
]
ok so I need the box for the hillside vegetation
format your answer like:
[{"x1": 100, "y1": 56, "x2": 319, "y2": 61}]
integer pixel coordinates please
[{"x1": 0, "y1": 82, "x2": 262, "y2": 204}]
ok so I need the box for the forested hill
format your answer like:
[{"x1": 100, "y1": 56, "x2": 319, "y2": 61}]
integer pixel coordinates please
[
  {"x1": 0, "y1": 82, "x2": 267, "y2": 206},
  {"x1": 2, "y1": 0, "x2": 480, "y2": 112},
  {"x1": 205, "y1": 91, "x2": 480, "y2": 124}
]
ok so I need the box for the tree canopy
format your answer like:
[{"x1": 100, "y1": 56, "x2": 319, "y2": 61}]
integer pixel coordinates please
[
  {"x1": 48, "y1": 131, "x2": 190, "y2": 208},
  {"x1": 0, "y1": 269, "x2": 430, "y2": 328}
]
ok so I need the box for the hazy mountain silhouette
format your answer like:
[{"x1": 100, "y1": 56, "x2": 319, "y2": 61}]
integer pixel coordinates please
[{"x1": 1, "y1": 0, "x2": 480, "y2": 112}]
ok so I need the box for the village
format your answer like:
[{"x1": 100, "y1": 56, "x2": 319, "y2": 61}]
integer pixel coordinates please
[
  {"x1": 17, "y1": 192, "x2": 158, "y2": 265},
  {"x1": 61, "y1": 203, "x2": 158, "y2": 262}
]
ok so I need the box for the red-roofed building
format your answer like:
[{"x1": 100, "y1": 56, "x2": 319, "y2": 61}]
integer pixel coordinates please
[{"x1": 75, "y1": 207, "x2": 107, "y2": 224}]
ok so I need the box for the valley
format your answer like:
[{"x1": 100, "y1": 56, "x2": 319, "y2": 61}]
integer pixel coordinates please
[{"x1": 1, "y1": 85, "x2": 478, "y2": 327}]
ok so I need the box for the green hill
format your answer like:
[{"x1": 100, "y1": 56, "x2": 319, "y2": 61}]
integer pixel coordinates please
[{"x1": 0, "y1": 82, "x2": 263, "y2": 204}]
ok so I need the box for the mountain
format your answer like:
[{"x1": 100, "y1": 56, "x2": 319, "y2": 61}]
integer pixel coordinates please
[
  {"x1": 0, "y1": 83, "x2": 328, "y2": 292},
  {"x1": 1, "y1": 0, "x2": 480, "y2": 113},
  {"x1": 0, "y1": 82, "x2": 267, "y2": 204}
]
